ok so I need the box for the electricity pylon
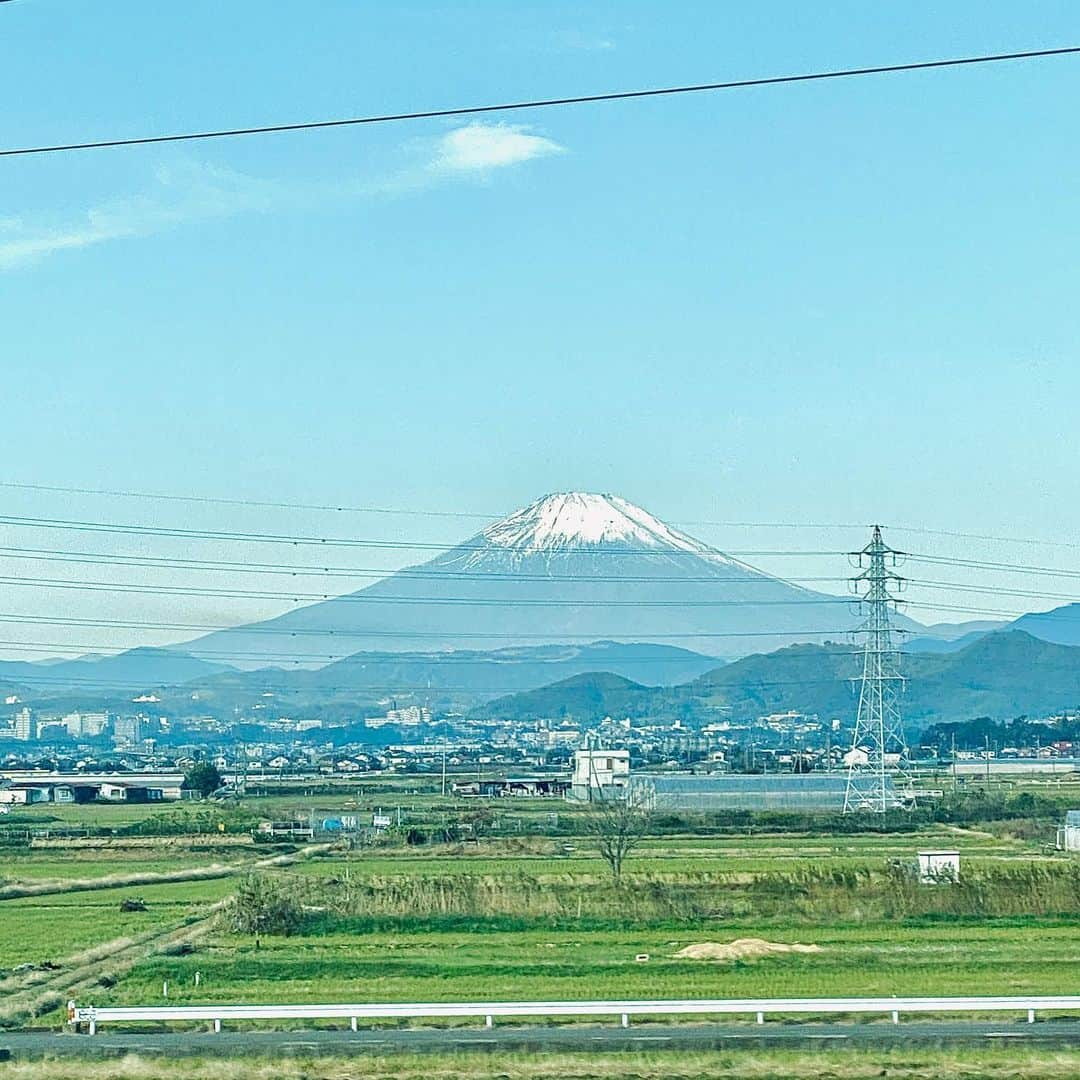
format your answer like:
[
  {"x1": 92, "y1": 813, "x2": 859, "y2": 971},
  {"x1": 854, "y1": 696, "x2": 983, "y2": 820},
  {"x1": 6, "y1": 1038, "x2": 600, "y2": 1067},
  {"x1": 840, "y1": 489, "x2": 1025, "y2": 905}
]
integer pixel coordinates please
[{"x1": 843, "y1": 525, "x2": 913, "y2": 813}]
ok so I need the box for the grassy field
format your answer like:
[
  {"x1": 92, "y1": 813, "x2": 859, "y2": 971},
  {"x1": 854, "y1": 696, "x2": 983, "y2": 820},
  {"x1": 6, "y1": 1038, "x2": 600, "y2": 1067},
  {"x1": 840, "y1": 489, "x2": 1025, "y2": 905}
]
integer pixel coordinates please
[
  {"x1": 105, "y1": 918, "x2": 1080, "y2": 1010},
  {"x1": 6, "y1": 1049, "x2": 1080, "y2": 1080},
  {"x1": 2, "y1": 795, "x2": 1077, "y2": 1044},
  {"x1": 0, "y1": 878, "x2": 234, "y2": 968},
  {"x1": 46, "y1": 825, "x2": 1077, "y2": 1015}
]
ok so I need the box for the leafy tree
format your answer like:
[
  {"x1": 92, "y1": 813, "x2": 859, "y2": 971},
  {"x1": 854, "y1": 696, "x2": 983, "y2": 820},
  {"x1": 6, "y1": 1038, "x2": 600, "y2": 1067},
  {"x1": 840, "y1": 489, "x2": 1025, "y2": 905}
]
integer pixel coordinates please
[{"x1": 182, "y1": 762, "x2": 223, "y2": 798}]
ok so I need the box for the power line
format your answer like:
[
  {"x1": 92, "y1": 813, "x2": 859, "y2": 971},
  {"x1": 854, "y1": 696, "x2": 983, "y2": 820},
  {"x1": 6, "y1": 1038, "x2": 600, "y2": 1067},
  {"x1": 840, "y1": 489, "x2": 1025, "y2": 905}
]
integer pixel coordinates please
[
  {"x1": 0, "y1": 479, "x2": 864, "y2": 531},
  {"x1": 0, "y1": 664, "x2": 867, "y2": 693},
  {"x1": 0, "y1": 572, "x2": 858, "y2": 605},
  {"x1": 0, "y1": 638, "x2": 814, "y2": 666},
  {"x1": 2, "y1": 524, "x2": 1080, "y2": 580},
  {"x1": 7, "y1": 482, "x2": 1080, "y2": 555},
  {"x1": 889, "y1": 524, "x2": 1080, "y2": 551},
  {"x1": 4, "y1": 46, "x2": 1079, "y2": 159},
  {"x1": 0, "y1": 593, "x2": 1042, "y2": 633},
  {"x1": 2, "y1": 544, "x2": 1079, "y2": 604},
  {"x1": 2, "y1": 536, "x2": 1080, "y2": 603},
  {"x1": 0, "y1": 511, "x2": 846, "y2": 556},
  {"x1": 0, "y1": 543, "x2": 858, "y2": 584},
  {"x1": 909, "y1": 553, "x2": 1080, "y2": 579},
  {"x1": 4, "y1": 482, "x2": 1080, "y2": 557},
  {"x1": 0, "y1": 612, "x2": 864, "y2": 641},
  {"x1": 0, "y1": 481, "x2": 498, "y2": 521}
]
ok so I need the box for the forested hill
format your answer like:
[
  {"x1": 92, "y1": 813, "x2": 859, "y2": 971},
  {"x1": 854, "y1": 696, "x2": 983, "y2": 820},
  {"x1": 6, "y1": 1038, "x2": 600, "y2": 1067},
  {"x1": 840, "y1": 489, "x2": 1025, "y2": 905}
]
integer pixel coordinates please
[{"x1": 477, "y1": 631, "x2": 1080, "y2": 728}]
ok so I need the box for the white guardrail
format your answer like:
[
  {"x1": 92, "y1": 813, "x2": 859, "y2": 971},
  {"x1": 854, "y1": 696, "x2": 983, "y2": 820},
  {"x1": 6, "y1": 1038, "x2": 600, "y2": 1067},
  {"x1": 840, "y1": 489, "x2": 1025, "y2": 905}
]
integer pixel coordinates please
[{"x1": 68, "y1": 995, "x2": 1080, "y2": 1035}]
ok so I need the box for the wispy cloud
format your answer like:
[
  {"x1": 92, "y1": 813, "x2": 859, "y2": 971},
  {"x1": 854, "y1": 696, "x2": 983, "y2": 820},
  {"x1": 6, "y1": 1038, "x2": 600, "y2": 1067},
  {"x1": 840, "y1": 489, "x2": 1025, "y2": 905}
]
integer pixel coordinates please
[
  {"x1": 0, "y1": 161, "x2": 275, "y2": 270},
  {"x1": 557, "y1": 30, "x2": 616, "y2": 52},
  {"x1": 1, "y1": 123, "x2": 565, "y2": 270},
  {"x1": 428, "y1": 123, "x2": 565, "y2": 174}
]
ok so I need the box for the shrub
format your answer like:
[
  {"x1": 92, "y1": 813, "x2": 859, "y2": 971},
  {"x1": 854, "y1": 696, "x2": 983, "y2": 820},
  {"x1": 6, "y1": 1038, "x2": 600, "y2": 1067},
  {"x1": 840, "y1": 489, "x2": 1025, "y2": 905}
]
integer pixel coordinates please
[{"x1": 226, "y1": 874, "x2": 304, "y2": 936}]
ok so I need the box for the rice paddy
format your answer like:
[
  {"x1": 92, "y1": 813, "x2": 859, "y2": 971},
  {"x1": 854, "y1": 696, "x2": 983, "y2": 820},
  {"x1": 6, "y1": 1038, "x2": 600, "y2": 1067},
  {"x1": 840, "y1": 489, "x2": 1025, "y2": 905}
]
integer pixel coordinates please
[{"x1": 1, "y1": 792, "x2": 1076, "y2": 1061}]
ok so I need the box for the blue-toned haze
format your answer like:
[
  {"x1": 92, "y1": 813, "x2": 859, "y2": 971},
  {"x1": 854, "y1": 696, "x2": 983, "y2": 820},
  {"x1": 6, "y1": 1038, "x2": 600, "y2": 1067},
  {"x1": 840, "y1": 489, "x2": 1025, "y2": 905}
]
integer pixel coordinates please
[{"x1": 1, "y1": 1, "x2": 1080, "y2": 657}]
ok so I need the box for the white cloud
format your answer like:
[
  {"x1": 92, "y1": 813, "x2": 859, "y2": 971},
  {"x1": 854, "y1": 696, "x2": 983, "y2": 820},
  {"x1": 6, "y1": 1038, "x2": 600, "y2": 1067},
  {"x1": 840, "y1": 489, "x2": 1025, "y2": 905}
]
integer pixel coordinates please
[
  {"x1": 429, "y1": 123, "x2": 564, "y2": 173},
  {"x1": 1, "y1": 124, "x2": 567, "y2": 270},
  {"x1": 0, "y1": 161, "x2": 275, "y2": 270}
]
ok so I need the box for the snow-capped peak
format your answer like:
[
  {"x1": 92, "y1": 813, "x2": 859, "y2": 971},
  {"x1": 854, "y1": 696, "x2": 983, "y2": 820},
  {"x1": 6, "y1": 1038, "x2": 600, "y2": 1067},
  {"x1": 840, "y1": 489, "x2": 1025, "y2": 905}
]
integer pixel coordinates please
[{"x1": 481, "y1": 492, "x2": 720, "y2": 557}]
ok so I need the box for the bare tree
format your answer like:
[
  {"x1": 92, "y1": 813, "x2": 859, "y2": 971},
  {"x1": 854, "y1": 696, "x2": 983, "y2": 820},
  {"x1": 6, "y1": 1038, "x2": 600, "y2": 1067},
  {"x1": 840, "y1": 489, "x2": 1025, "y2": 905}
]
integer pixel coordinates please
[{"x1": 585, "y1": 786, "x2": 651, "y2": 885}]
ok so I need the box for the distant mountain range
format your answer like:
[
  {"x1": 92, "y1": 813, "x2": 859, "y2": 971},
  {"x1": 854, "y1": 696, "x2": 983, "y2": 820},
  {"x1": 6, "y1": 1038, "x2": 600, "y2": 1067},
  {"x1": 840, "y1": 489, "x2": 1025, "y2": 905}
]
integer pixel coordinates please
[
  {"x1": 178, "y1": 640, "x2": 722, "y2": 718},
  {"x1": 178, "y1": 492, "x2": 915, "y2": 665},
  {"x1": 477, "y1": 630, "x2": 1080, "y2": 728},
  {"x1": 0, "y1": 641, "x2": 720, "y2": 712},
  {"x1": 7, "y1": 626, "x2": 1080, "y2": 734},
  {"x1": 8, "y1": 492, "x2": 1080, "y2": 724},
  {"x1": 0, "y1": 647, "x2": 231, "y2": 694},
  {"x1": 1010, "y1": 604, "x2": 1080, "y2": 647}
]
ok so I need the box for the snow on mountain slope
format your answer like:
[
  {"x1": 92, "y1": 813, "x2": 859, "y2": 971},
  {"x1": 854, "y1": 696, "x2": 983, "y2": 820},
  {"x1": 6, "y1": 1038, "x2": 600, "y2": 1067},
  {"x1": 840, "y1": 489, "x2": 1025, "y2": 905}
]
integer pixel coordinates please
[
  {"x1": 478, "y1": 492, "x2": 724, "y2": 559},
  {"x1": 183, "y1": 492, "x2": 911, "y2": 666}
]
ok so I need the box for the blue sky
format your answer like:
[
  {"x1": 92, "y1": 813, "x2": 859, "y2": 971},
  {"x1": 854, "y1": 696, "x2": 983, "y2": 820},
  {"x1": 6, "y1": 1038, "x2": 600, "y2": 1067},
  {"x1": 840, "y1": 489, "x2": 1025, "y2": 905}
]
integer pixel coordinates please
[{"x1": 2, "y1": 1, "x2": 1080, "y2": 651}]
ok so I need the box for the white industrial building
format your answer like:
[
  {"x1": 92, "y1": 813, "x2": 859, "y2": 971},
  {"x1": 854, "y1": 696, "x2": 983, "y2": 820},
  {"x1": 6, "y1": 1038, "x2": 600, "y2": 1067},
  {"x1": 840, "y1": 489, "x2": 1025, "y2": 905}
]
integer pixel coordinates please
[
  {"x1": 0, "y1": 771, "x2": 185, "y2": 804},
  {"x1": 570, "y1": 748, "x2": 630, "y2": 801}
]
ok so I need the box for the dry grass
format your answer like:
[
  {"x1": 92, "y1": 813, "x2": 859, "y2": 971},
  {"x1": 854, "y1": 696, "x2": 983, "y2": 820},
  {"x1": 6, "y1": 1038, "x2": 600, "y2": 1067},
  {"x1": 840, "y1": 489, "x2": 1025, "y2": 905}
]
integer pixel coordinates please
[
  {"x1": 4, "y1": 1050, "x2": 1080, "y2": 1080},
  {"x1": 674, "y1": 939, "x2": 821, "y2": 962},
  {"x1": 0, "y1": 843, "x2": 332, "y2": 902},
  {"x1": 0, "y1": 865, "x2": 235, "y2": 901}
]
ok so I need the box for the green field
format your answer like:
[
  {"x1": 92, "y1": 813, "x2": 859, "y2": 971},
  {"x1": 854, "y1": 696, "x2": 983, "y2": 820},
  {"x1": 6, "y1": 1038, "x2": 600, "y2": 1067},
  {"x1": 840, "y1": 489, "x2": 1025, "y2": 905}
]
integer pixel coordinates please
[
  {"x1": 0, "y1": 878, "x2": 235, "y2": 968},
  {"x1": 1, "y1": 795, "x2": 1077, "y2": 1040},
  {"x1": 104, "y1": 918, "x2": 1079, "y2": 1010}
]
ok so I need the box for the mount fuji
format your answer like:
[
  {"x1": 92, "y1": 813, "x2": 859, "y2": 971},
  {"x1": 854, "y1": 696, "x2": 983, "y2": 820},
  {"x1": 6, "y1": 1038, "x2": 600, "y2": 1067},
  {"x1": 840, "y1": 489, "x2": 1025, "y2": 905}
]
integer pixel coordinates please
[{"x1": 184, "y1": 492, "x2": 919, "y2": 667}]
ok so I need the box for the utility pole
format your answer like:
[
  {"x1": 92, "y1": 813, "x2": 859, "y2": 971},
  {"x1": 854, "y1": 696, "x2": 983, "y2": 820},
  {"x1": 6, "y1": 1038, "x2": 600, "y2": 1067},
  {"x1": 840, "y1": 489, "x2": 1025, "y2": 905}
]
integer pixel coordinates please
[
  {"x1": 843, "y1": 525, "x2": 913, "y2": 813},
  {"x1": 441, "y1": 745, "x2": 447, "y2": 798},
  {"x1": 234, "y1": 740, "x2": 248, "y2": 799}
]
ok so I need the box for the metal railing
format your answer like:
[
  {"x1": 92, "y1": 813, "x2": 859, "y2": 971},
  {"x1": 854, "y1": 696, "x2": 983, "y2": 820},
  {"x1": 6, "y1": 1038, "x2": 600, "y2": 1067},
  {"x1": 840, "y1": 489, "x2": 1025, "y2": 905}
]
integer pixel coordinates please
[{"x1": 68, "y1": 995, "x2": 1080, "y2": 1035}]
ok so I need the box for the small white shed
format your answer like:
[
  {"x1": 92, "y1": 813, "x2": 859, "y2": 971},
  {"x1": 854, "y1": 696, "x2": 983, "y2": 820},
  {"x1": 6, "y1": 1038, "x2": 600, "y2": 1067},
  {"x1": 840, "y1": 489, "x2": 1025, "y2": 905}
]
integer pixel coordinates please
[
  {"x1": 917, "y1": 850, "x2": 960, "y2": 883},
  {"x1": 1058, "y1": 810, "x2": 1080, "y2": 852}
]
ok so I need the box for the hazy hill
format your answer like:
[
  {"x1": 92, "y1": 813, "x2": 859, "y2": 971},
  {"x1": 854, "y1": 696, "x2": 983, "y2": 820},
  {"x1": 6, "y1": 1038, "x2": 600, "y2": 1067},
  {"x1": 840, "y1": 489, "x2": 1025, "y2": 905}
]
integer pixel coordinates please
[
  {"x1": 0, "y1": 647, "x2": 233, "y2": 696},
  {"x1": 173, "y1": 641, "x2": 720, "y2": 717},
  {"x1": 476, "y1": 671, "x2": 657, "y2": 722},
  {"x1": 1009, "y1": 603, "x2": 1080, "y2": 648},
  {"x1": 306, "y1": 641, "x2": 719, "y2": 693},
  {"x1": 479, "y1": 631, "x2": 1080, "y2": 727}
]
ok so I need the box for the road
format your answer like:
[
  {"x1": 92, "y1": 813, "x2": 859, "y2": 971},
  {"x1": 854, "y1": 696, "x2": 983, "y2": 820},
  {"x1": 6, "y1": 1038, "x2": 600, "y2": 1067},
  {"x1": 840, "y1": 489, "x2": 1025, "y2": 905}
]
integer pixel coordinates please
[{"x1": 3, "y1": 1021, "x2": 1080, "y2": 1059}]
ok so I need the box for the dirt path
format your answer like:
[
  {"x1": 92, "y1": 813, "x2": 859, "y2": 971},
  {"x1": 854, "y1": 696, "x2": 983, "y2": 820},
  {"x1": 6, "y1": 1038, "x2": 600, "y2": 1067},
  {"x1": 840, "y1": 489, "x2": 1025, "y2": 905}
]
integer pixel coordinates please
[
  {"x1": 0, "y1": 843, "x2": 332, "y2": 1028},
  {"x1": 0, "y1": 842, "x2": 333, "y2": 901}
]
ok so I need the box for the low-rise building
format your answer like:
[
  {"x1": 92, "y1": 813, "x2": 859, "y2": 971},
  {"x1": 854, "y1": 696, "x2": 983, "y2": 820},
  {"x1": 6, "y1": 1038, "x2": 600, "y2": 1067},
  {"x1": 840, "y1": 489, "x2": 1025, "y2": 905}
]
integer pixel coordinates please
[
  {"x1": 1058, "y1": 810, "x2": 1080, "y2": 852},
  {"x1": 570, "y1": 748, "x2": 630, "y2": 801}
]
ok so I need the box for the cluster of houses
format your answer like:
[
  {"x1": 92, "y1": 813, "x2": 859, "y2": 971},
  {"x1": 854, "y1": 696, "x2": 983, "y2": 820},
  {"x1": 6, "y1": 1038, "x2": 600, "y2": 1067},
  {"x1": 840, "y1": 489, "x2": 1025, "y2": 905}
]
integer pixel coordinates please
[{"x1": 0, "y1": 771, "x2": 186, "y2": 806}]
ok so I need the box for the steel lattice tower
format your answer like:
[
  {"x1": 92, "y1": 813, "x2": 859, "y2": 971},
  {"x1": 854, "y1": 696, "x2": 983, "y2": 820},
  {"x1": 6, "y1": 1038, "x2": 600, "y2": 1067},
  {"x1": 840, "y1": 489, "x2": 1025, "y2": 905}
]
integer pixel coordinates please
[{"x1": 843, "y1": 525, "x2": 913, "y2": 813}]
